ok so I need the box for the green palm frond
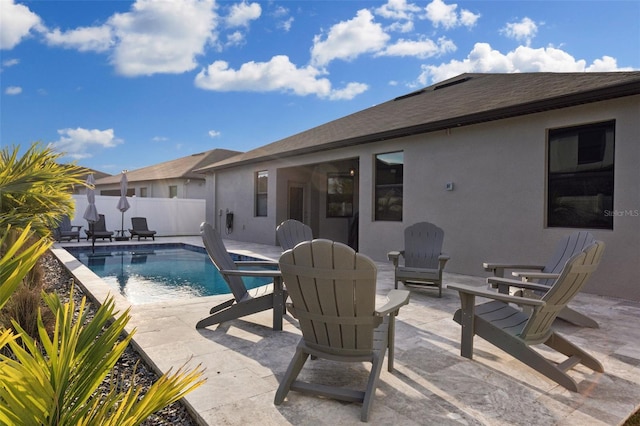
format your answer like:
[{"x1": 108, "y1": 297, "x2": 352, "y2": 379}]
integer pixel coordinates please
[
  {"x1": 0, "y1": 286, "x2": 205, "y2": 425},
  {"x1": 0, "y1": 142, "x2": 87, "y2": 236},
  {"x1": 0, "y1": 224, "x2": 51, "y2": 311}
]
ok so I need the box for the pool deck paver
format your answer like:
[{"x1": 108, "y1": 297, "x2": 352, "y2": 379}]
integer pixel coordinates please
[{"x1": 53, "y1": 237, "x2": 640, "y2": 426}]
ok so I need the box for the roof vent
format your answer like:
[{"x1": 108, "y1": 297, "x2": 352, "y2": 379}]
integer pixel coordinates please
[
  {"x1": 433, "y1": 76, "x2": 471, "y2": 90},
  {"x1": 394, "y1": 89, "x2": 426, "y2": 101}
]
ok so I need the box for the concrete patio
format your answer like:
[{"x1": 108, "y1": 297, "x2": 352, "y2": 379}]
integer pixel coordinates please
[{"x1": 53, "y1": 237, "x2": 640, "y2": 426}]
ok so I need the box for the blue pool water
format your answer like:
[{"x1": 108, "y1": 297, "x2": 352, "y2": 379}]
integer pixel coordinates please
[{"x1": 66, "y1": 244, "x2": 274, "y2": 305}]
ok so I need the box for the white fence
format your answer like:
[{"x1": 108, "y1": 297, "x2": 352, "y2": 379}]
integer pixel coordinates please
[{"x1": 71, "y1": 195, "x2": 205, "y2": 237}]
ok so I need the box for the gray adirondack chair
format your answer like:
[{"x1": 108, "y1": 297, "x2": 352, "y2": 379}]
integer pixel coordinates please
[
  {"x1": 54, "y1": 215, "x2": 82, "y2": 242},
  {"x1": 85, "y1": 214, "x2": 113, "y2": 241},
  {"x1": 196, "y1": 222, "x2": 286, "y2": 330},
  {"x1": 129, "y1": 217, "x2": 157, "y2": 241},
  {"x1": 449, "y1": 241, "x2": 605, "y2": 392},
  {"x1": 387, "y1": 222, "x2": 450, "y2": 297},
  {"x1": 276, "y1": 219, "x2": 313, "y2": 251},
  {"x1": 483, "y1": 231, "x2": 599, "y2": 328},
  {"x1": 275, "y1": 239, "x2": 410, "y2": 422}
]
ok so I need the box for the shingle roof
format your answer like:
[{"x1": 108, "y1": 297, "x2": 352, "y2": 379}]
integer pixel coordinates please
[
  {"x1": 96, "y1": 149, "x2": 241, "y2": 184},
  {"x1": 201, "y1": 72, "x2": 640, "y2": 171}
]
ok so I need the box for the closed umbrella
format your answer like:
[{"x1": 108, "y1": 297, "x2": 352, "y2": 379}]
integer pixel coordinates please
[
  {"x1": 116, "y1": 171, "x2": 130, "y2": 241},
  {"x1": 83, "y1": 174, "x2": 99, "y2": 252}
]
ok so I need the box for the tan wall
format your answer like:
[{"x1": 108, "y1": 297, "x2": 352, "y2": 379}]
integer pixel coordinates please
[{"x1": 207, "y1": 95, "x2": 640, "y2": 301}]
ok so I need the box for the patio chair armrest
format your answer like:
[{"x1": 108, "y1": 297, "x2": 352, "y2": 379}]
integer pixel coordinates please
[
  {"x1": 375, "y1": 290, "x2": 410, "y2": 316},
  {"x1": 221, "y1": 269, "x2": 282, "y2": 279},
  {"x1": 438, "y1": 254, "x2": 450, "y2": 269},
  {"x1": 512, "y1": 271, "x2": 559, "y2": 281},
  {"x1": 71, "y1": 225, "x2": 83, "y2": 231},
  {"x1": 235, "y1": 260, "x2": 279, "y2": 267},
  {"x1": 486, "y1": 277, "x2": 552, "y2": 293},
  {"x1": 387, "y1": 251, "x2": 401, "y2": 267},
  {"x1": 482, "y1": 262, "x2": 545, "y2": 277},
  {"x1": 448, "y1": 283, "x2": 546, "y2": 307}
]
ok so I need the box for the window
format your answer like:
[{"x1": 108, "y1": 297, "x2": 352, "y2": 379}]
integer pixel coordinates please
[
  {"x1": 375, "y1": 151, "x2": 403, "y2": 221},
  {"x1": 169, "y1": 185, "x2": 178, "y2": 198},
  {"x1": 140, "y1": 187, "x2": 147, "y2": 197},
  {"x1": 256, "y1": 170, "x2": 268, "y2": 216},
  {"x1": 547, "y1": 121, "x2": 614, "y2": 229},
  {"x1": 327, "y1": 174, "x2": 354, "y2": 217}
]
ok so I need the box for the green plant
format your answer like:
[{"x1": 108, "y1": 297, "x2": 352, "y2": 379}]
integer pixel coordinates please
[
  {"x1": 0, "y1": 225, "x2": 51, "y2": 312},
  {"x1": 0, "y1": 142, "x2": 86, "y2": 237},
  {"x1": 0, "y1": 285, "x2": 205, "y2": 425}
]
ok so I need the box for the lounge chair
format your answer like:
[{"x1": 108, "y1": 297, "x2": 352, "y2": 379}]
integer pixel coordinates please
[
  {"x1": 196, "y1": 222, "x2": 286, "y2": 330},
  {"x1": 387, "y1": 222, "x2": 450, "y2": 297},
  {"x1": 129, "y1": 217, "x2": 157, "y2": 241},
  {"x1": 85, "y1": 214, "x2": 114, "y2": 242},
  {"x1": 275, "y1": 239, "x2": 410, "y2": 422},
  {"x1": 449, "y1": 241, "x2": 605, "y2": 392},
  {"x1": 483, "y1": 231, "x2": 599, "y2": 328},
  {"x1": 54, "y1": 215, "x2": 82, "y2": 242},
  {"x1": 276, "y1": 219, "x2": 312, "y2": 251}
]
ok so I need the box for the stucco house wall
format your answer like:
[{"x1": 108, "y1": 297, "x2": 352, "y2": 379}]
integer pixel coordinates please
[
  {"x1": 205, "y1": 94, "x2": 639, "y2": 301},
  {"x1": 96, "y1": 177, "x2": 207, "y2": 199}
]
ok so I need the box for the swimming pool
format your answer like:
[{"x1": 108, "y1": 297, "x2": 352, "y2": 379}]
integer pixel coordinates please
[{"x1": 66, "y1": 243, "x2": 275, "y2": 305}]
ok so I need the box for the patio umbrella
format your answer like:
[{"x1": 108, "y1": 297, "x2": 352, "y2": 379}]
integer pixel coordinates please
[
  {"x1": 82, "y1": 174, "x2": 99, "y2": 252},
  {"x1": 116, "y1": 172, "x2": 130, "y2": 240}
]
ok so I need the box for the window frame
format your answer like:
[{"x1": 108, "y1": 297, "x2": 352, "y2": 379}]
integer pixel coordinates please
[
  {"x1": 546, "y1": 120, "x2": 615, "y2": 230},
  {"x1": 374, "y1": 151, "x2": 404, "y2": 222},
  {"x1": 255, "y1": 170, "x2": 268, "y2": 217}
]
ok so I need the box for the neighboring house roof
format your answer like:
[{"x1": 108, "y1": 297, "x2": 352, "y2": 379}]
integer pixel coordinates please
[
  {"x1": 200, "y1": 72, "x2": 640, "y2": 171},
  {"x1": 96, "y1": 149, "x2": 241, "y2": 185}
]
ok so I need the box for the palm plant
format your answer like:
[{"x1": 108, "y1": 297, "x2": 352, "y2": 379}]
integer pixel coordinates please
[
  {"x1": 0, "y1": 142, "x2": 206, "y2": 424},
  {"x1": 0, "y1": 143, "x2": 86, "y2": 236},
  {"x1": 0, "y1": 285, "x2": 204, "y2": 425}
]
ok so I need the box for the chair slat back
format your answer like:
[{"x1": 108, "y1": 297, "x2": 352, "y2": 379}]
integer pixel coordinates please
[
  {"x1": 201, "y1": 222, "x2": 248, "y2": 302},
  {"x1": 131, "y1": 217, "x2": 150, "y2": 232},
  {"x1": 404, "y1": 222, "x2": 444, "y2": 269},
  {"x1": 521, "y1": 241, "x2": 605, "y2": 344},
  {"x1": 90, "y1": 214, "x2": 107, "y2": 232},
  {"x1": 540, "y1": 231, "x2": 596, "y2": 285},
  {"x1": 279, "y1": 239, "x2": 380, "y2": 354},
  {"x1": 276, "y1": 219, "x2": 313, "y2": 251},
  {"x1": 60, "y1": 215, "x2": 73, "y2": 232}
]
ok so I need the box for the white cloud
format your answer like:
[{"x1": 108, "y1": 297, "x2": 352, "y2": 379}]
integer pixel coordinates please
[
  {"x1": 51, "y1": 127, "x2": 123, "y2": 159},
  {"x1": 45, "y1": 25, "x2": 113, "y2": 52},
  {"x1": 208, "y1": 130, "x2": 221, "y2": 138},
  {"x1": 0, "y1": 0, "x2": 42, "y2": 49},
  {"x1": 278, "y1": 17, "x2": 294, "y2": 32},
  {"x1": 2, "y1": 58, "x2": 19, "y2": 67},
  {"x1": 152, "y1": 136, "x2": 168, "y2": 142},
  {"x1": 501, "y1": 17, "x2": 538, "y2": 46},
  {"x1": 586, "y1": 56, "x2": 634, "y2": 72},
  {"x1": 225, "y1": 31, "x2": 245, "y2": 47},
  {"x1": 311, "y1": 9, "x2": 390, "y2": 68},
  {"x1": 108, "y1": 0, "x2": 217, "y2": 76},
  {"x1": 417, "y1": 42, "x2": 634, "y2": 85},
  {"x1": 378, "y1": 36, "x2": 456, "y2": 59},
  {"x1": 195, "y1": 55, "x2": 368, "y2": 100},
  {"x1": 225, "y1": 1, "x2": 261, "y2": 28},
  {"x1": 375, "y1": 0, "x2": 421, "y2": 21},
  {"x1": 5, "y1": 86, "x2": 22, "y2": 95},
  {"x1": 424, "y1": 0, "x2": 479, "y2": 29},
  {"x1": 327, "y1": 82, "x2": 369, "y2": 100}
]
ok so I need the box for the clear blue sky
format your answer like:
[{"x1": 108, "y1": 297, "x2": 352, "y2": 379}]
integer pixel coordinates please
[{"x1": 2, "y1": 0, "x2": 639, "y2": 174}]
